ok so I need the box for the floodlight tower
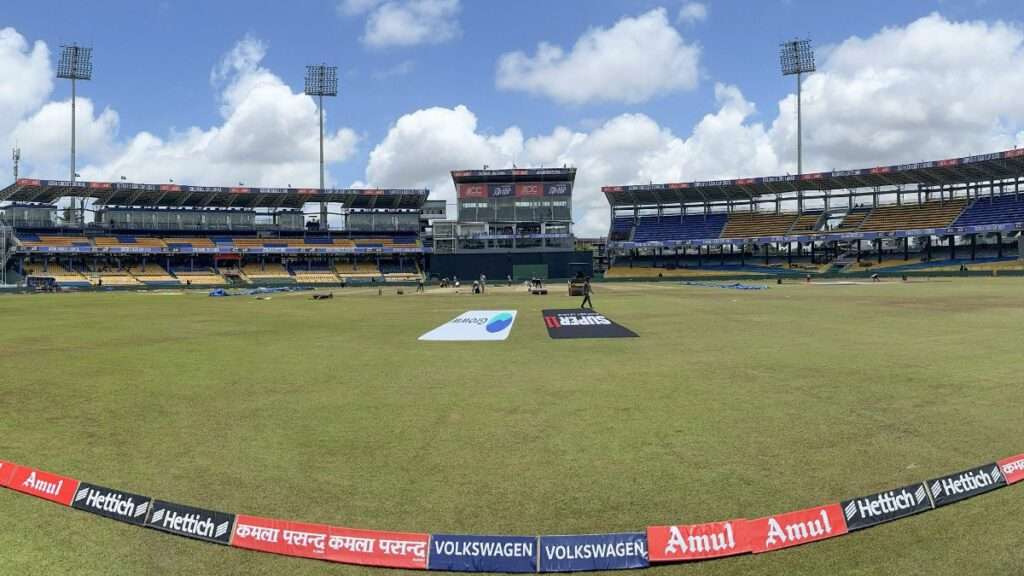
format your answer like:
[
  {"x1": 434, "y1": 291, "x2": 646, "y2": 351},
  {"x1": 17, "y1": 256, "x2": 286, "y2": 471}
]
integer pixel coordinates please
[
  {"x1": 57, "y1": 44, "x2": 93, "y2": 225},
  {"x1": 304, "y1": 64, "x2": 338, "y2": 231},
  {"x1": 12, "y1": 146, "x2": 20, "y2": 181},
  {"x1": 779, "y1": 39, "x2": 815, "y2": 176}
]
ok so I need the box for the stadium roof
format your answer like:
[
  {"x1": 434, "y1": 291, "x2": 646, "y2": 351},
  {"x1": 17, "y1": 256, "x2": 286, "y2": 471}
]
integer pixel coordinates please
[
  {"x1": 603, "y1": 148, "x2": 1024, "y2": 207},
  {"x1": 452, "y1": 167, "x2": 576, "y2": 184},
  {"x1": 0, "y1": 179, "x2": 429, "y2": 209}
]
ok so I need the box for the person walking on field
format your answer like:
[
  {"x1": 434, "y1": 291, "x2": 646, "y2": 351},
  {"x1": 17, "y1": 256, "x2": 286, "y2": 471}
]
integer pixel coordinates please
[{"x1": 580, "y1": 277, "x2": 593, "y2": 309}]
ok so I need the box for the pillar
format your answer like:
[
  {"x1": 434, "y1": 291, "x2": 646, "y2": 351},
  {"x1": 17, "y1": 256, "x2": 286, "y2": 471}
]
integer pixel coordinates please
[{"x1": 949, "y1": 236, "x2": 956, "y2": 260}]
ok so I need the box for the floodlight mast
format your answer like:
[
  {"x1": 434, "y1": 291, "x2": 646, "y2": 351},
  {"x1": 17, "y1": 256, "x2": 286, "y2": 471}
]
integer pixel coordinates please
[
  {"x1": 779, "y1": 39, "x2": 815, "y2": 177},
  {"x1": 304, "y1": 64, "x2": 338, "y2": 231},
  {"x1": 57, "y1": 44, "x2": 92, "y2": 225}
]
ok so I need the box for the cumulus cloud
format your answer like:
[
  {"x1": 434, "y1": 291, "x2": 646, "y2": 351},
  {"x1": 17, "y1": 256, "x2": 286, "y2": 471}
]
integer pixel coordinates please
[
  {"x1": 678, "y1": 2, "x2": 708, "y2": 24},
  {"x1": 362, "y1": 86, "x2": 777, "y2": 236},
  {"x1": 3, "y1": 32, "x2": 358, "y2": 192},
  {"x1": 770, "y1": 13, "x2": 1024, "y2": 172},
  {"x1": 0, "y1": 28, "x2": 52, "y2": 147},
  {"x1": 340, "y1": 0, "x2": 461, "y2": 48},
  {"x1": 496, "y1": 8, "x2": 701, "y2": 105}
]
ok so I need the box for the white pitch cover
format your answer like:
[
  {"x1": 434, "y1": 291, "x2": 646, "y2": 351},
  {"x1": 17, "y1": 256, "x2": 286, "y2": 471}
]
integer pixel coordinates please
[{"x1": 418, "y1": 310, "x2": 518, "y2": 341}]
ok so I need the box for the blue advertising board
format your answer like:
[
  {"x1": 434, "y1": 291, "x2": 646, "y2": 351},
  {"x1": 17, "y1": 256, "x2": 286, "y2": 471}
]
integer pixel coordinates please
[
  {"x1": 428, "y1": 534, "x2": 537, "y2": 573},
  {"x1": 538, "y1": 533, "x2": 648, "y2": 572}
]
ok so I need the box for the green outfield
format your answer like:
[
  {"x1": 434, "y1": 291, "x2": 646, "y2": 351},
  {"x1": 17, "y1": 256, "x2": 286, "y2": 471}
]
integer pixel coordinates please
[{"x1": 1, "y1": 279, "x2": 1022, "y2": 575}]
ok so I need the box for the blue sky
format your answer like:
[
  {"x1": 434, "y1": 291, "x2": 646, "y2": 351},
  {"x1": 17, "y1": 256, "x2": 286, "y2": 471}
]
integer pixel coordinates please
[{"x1": 2, "y1": 1, "x2": 1023, "y2": 232}]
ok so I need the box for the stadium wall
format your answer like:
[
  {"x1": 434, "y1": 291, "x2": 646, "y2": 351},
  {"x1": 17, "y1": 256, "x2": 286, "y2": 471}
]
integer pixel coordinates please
[{"x1": 428, "y1": 251, "x2": 593, "y2": 280}]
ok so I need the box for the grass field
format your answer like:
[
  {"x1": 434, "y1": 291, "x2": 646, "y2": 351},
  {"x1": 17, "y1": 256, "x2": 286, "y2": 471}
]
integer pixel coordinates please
[{"x1": 1, "y1": 279, "x2": 1022, "y2": 575}]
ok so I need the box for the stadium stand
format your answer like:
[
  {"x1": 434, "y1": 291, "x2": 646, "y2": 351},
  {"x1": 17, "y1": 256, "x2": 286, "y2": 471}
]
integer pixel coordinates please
[
  {"x1": 241, "y1": 262, "x2": 293, "y2": 281},
  {"x1": 831, "y1": 209, "x2": 871, "y2": 232},
  {"x1": 335, "y1": 261, "x2": 381, "y2": 279},
  {"x1": 293, "y1": 272, "x2": 342, "y2": 284},
  {"x1": 93, "y1": 235, "x2": 167, "y2": 250},
  {"x1": 788, "y1": 212, "x2": 823, "y2": 234},
  {"x1": 172, "y1": 268, "x2": 227, "y2": 285},
  {"x1": 127, "y1": 264, "x2": 181, "y2": 286},
  {"x1": 633, "y1": 214, "x2": 728, "y2": 242},
  {"x1": 858, "y1": 199, "x2": 969, "y2": 233},
  {"x1": 22, "y1": 263, "x2": 91, "y2": 287},
  {"x1": 721, "y1": 213, "x2": 799, "y2": 238},
  {"x1": 953, "y1": 194, "x2": 1024, "y2": 227},
  {"x1": 163, "y1": 237, "x2": 217, "y2": 250},
  {"x1": 16, "y1": 235, "x2": 92, "y2": 249},
  {"x1": 610, "y1": 217, "x2": 634, "y2": 241}
]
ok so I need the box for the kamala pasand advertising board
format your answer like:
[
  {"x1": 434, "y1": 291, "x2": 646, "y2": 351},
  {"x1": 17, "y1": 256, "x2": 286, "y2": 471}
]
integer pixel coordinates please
[{"x1": 419, "y1": 311, "x2": 517, "y2": 341}]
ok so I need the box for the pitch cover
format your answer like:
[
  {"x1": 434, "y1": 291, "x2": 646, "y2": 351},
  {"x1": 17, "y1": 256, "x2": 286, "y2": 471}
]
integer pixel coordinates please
[
  {"x1": 419, "y1": 311, "x2": 517, "y2": 341},
  {"x1": 542, "y1": 310, "x2": 638, "y2": 339},
  {"x1": 72, "y1": 482, "x2": 152, "y2": 525}
]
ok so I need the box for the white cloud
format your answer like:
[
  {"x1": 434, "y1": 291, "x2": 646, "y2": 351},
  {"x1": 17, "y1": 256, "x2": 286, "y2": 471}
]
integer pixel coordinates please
[
  {"x1": 678, "y1": 2, "x2": 708, "y2": 24},
  {"x1": 365, "y1": 105, "x2": 522, "y2": 197},
  {"x1": 496, "y1": 8, "x2": 700, "y2": 105},
  {"x1": 372, "y1": 59, "x2": 416, "y2": 80},
  {"x1": 362, "y1": 87, "x2": 777, "y2": 236},
  {"x1": 4, "y1": 32, "x2": 359, "y2": 191},
  {"x1": 341, "y1": 0, "x2": 461, "y2": 48},
  {"x1": 769, "y1": 13, "x2": 1024, "y2": 171},
  {"x1": 0, "y1": 28, "x2": 52, "y2": 147},
  {"x1": 338, "y1": 0, "x2": 384, "y2": 16}
]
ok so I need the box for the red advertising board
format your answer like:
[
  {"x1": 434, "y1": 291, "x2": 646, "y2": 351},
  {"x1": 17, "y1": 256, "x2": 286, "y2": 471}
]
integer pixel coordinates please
[
  {"x1": 7, "y1": 465, "x2": 79, "y2": 506},
  {"x1": 232, "y1": 514, "x2": 428, "y2": 569},
  {"x1": 458, "y1": 184, "x2": 487, "y2": 199},
  {"x1": 0, "y1": 460, "x2": 16, "y2": 487},
  {"x1": 749, "y1": 504, "x2": 847, "y2": 553},
  {"x1": 647, "y1": 520, "x2": 751, "y2": 562},
  {"x1": 515, "y1": 183, "x2": 543, "y2": 198},
  {"x1": 998, "y1": 454, "x2": 1024, "y2": 485}
]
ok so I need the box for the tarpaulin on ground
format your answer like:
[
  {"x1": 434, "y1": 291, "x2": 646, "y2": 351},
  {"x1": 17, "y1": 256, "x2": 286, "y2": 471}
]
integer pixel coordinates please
[
  {"x1": 428, "y1": 534, "x2": 537, "y2": 573},
  {"x1": 538, "y1": 533, "x2": 649, "y2": 572},
  {"x1": 419, "y1": 311, "x2": 517, "y2": 341},
  {"x1": 541, "y1": 310, "x2": 638, "y2": 339}
]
